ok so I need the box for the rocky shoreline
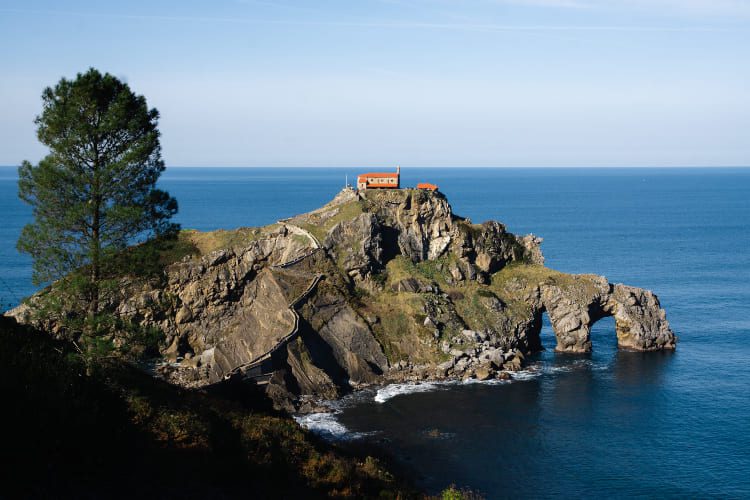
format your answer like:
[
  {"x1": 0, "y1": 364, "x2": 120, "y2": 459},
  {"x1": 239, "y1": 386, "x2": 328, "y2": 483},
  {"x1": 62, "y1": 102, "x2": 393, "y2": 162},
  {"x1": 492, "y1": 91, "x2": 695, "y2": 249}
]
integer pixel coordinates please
[{"x1": 7, "y1": 187, "x2": 675, "y2": 412}]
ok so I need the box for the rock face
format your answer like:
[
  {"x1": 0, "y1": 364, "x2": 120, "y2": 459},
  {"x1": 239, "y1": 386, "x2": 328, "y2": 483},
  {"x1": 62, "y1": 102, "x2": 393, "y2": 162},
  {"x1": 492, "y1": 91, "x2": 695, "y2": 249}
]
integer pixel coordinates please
[
  {"x1": 534, "y1": 277, "x2": 675, "y2": 353},
  {"x1": 6, "y1": 187, "x2": 676, "y2": 410}
]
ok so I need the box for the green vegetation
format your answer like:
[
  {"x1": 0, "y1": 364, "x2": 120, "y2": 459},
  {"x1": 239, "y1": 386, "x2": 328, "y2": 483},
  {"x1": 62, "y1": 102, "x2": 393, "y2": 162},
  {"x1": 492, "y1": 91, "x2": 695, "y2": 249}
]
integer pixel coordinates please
[
  {"x1": 0, "y1": 316, "x2": 416, "y2": 498},
  {"x1": 107, "y1": 233, "x2": 198, "y2": 279},
  {"x1": 299, "y1": 199, "x2": 364, "y2": 243},
  {"x1": 440, "y1": 485, "x2": 484, "y2": 500},
  {"x1": 363, "y1": 280, "x2": 446, "y2": 365},
  {"x1": 490, "y1": 262, "x2": 602, "y2": 298},
  {"x1": 384, "y1": 254, "x2": 455, "y2": 288},
  {"x1": 17, "y1": 68, "x2": 178, "y2": 319},
  {"x1": 450, "y1": 285, "x2": 505, "y2": 334},
  {"x1": 181, "y1": 224, "x2": 279, "y2": 256}
]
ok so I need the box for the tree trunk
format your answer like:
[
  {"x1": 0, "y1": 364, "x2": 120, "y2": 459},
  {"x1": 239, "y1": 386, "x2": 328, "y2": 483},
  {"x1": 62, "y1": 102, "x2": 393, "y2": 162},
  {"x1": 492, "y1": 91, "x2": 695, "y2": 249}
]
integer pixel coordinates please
[
  {"x1": 90, "y1": 210, "x2": 100, "y2": 316},
  {"x1": 90, "y1": 151, "x2": 101, "y2": 317}
]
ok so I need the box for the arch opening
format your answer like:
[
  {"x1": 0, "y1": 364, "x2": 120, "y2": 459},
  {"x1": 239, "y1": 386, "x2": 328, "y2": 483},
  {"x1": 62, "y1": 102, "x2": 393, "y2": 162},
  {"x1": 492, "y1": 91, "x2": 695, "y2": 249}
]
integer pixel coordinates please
[
  {"x1": 527, "y1": 303, "x2": 621, "y2": 354},
  {"x1": 527, "y1": 307, "x2": 557, "y2": 353},
  {"x1": 588, "y1": 315, "x2": 618, "y2": 356}
]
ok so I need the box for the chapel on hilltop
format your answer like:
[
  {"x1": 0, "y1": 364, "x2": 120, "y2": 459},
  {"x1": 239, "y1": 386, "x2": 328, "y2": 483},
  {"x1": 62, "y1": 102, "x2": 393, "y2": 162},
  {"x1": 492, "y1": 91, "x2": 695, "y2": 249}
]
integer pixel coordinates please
[{"x1": 357, "y1": 166, "x2": 400, "y2": 190}]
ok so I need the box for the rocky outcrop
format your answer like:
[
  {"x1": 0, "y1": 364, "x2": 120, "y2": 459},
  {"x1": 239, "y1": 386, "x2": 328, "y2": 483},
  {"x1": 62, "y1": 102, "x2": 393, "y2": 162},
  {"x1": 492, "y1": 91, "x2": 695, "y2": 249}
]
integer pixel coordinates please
[
  {"x1": 532, "y1": 277, "x2": 675, "y2": 353},
  {"x1": 323, "y1": 213, "x2": 386, "y2": 280},
  {"x1": 6, "y1": 188, "x2": 676, "y2": 411}
]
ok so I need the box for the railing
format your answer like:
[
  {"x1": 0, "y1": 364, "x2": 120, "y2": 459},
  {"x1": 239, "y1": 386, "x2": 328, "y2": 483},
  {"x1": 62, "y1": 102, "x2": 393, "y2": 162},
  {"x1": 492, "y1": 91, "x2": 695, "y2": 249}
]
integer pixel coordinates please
[
  {"x1": 222, "y1": 271, "x2": 322, "y2": 381},
  {"x1": 221, "y1": 235, "x2": 322, "y2": 382}
]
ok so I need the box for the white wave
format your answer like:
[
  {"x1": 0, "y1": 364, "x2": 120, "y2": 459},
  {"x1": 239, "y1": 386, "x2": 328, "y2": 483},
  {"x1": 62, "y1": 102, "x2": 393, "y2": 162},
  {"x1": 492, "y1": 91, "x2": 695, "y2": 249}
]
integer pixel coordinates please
[
  {"x1": 461, "y1": 376, "x2": 514, "y2": 386},
  {"x1": 508, "y1": 368, "x2": 544, "y2": 381},
  {"x1": 295, "y1": 412, "x2": 351, "y2": 439},
  {"x1": 374, "y1": 381, "x2": 444, "y2": 403},
  {"x1": 295, "y1": 409, "x2": 377, "y2": 441}
]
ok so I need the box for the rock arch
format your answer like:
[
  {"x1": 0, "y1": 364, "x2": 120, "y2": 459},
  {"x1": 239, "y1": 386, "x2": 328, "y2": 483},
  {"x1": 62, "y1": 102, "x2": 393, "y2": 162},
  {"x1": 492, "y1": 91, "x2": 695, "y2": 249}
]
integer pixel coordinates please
[{"x1": 528, "y1": 276, "x2": 676, "y2": 353}]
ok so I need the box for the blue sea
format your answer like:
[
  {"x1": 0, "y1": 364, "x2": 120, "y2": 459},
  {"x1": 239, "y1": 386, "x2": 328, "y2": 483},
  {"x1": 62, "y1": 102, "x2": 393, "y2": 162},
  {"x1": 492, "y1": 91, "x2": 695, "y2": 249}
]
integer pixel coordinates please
[{"x1": 2, "y1": 167, "x2": 749, "y2": 498}]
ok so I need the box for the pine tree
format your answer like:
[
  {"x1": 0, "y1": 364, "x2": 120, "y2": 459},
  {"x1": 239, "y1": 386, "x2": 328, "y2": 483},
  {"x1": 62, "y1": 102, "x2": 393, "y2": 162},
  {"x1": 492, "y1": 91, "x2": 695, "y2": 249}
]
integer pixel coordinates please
[{"x1": 17, "y1": 68, "x2": 178, "y2": 316}]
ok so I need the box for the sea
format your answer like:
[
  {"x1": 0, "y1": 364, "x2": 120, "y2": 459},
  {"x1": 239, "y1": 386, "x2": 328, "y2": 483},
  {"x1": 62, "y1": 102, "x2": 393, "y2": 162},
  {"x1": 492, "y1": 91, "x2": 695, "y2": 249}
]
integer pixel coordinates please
[{"x1": 2, "y1": 166, "x2": 749, "y2": 498}]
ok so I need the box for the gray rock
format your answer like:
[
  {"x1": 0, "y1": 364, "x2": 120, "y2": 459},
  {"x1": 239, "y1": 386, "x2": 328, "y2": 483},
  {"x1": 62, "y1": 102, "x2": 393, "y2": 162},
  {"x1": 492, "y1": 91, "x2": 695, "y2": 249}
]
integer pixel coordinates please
[
  {"x1": 475, "y1": 365, "x2": 494, "y2": 381},
  {"x1": 454, "y1": 357, "x2": 469, "y2": 373},
  {"x1": 486, "y1": 349, "x2": 505, "y2": 369},
  {"x1": 392, "y1": 277, "x2": 432, "y2": 293},
  {"x1": 4, "y1": 186, "x2": 676, "y2": 413},
  {"x1": 436, "y1": 359, "x2": 454, "y2": 376},
  {"x1": 462, "y1": 329, "x2": 481, "y2": 342}
]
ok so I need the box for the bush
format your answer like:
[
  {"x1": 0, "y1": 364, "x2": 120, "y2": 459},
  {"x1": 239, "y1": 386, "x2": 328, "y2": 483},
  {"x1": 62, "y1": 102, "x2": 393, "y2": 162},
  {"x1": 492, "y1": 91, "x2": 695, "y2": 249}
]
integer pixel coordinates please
[
  {"x1": 0, "y1": 316, "x2": 418, "y2": 498},
  {"x1": 440, "y1": 485, "x2": 484, "y2": 500}
]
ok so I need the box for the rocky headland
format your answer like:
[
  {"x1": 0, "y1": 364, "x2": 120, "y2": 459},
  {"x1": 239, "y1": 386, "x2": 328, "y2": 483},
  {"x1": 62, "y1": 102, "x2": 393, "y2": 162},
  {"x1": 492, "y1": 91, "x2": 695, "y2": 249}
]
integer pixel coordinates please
[{"x1": 7, "y1": 187, "x2": 676, "y2": 412}]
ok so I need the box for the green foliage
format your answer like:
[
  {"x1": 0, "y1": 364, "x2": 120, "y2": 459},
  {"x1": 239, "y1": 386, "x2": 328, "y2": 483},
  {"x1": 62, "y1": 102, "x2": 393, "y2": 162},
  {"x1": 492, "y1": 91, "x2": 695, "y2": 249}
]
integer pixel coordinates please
[
  {"x1": 24, "y1": 280, "x2": 166, "y2": 361},
  {"x1": 17, "y1": 67, "x2": 178, "y2": 315},
  {"x1": 440, "y1": 485, "x2": 484, "y2": 500},
  {"x1": 117, "y1": 320, "x2": 165, "y2": 358},
  {"x1": 82, "y1": 333, "x2": 117, "y2": 359},
  {"x1": 105, "y1": 234, "x2": 198, "y2": 280},
  {"x1": 0, "y1": 317, "x2": 416, "y2": 497},
  {"x1": 371, "y1": 269, "x2": 388, "y2": 287},
  {"x1": 351, "y1": 285, "x2": 370, "y2": 304},
  {"x1": 442, "y1": 486, "x2": 465, "y2": 500},
  {"x1": 299, "y1": 198, "x2": 364, "y2": 242}
]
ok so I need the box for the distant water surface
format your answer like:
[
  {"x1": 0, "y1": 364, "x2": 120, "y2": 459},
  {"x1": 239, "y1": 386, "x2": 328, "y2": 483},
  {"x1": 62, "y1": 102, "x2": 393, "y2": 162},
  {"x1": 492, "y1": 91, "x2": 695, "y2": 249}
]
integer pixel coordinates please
[{"x1": 1, "y1": 167, "x2": 749, "y2": 498}]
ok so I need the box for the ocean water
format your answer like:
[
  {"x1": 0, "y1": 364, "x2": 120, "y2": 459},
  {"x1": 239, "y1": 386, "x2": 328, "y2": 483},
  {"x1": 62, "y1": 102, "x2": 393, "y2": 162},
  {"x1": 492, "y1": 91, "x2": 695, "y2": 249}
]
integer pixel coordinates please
[{"x1": 2, "y1": 167, "x2": 749, "y2": 498}]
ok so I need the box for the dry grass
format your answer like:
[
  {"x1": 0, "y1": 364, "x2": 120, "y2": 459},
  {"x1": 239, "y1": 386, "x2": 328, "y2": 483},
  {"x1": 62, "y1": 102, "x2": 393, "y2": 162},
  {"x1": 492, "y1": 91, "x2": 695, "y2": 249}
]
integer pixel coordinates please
[
  {"x1": 298, "y1": 199, "x2": 364, "y2": 243},
  {"x1": 181, "y1": 224, "x2": 280, "y2": 256}
]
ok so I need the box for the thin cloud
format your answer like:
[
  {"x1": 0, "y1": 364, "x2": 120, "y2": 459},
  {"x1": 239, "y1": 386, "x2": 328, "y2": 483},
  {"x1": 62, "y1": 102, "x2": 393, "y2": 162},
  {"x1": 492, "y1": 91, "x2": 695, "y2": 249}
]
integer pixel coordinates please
[
  {"x1": 492, "y1": 0, "x2": 750, "y2": 16},
  {"x1": 0, "y1": 8, "x2": 725, "y2": 33}
]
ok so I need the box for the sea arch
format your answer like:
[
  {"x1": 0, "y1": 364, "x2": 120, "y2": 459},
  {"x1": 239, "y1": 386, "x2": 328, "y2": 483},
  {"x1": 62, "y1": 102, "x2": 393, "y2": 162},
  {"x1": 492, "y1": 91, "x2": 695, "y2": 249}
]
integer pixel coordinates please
[{"x1": 527, "y1": 278, "x2": 676, "y2": 353}]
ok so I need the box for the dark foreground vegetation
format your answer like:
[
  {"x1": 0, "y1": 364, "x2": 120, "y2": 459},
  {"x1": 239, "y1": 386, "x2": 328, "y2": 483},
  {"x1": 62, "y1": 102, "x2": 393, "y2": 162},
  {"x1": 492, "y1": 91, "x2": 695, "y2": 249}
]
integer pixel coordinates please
[{"x1": 0, "y1": 315, "x2": 417, "y2": 498}]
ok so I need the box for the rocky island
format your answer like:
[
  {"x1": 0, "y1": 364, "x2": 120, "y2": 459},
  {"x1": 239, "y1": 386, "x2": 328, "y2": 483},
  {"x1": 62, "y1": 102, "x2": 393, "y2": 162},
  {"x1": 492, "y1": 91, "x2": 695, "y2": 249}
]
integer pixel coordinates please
[{"x1": 7, "y1": 187, "x2": 676, "y2": 412}]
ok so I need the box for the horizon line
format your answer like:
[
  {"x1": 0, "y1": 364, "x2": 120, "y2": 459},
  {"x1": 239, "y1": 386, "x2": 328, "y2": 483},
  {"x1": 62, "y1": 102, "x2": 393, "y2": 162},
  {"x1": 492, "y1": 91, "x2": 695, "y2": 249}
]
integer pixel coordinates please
[{"x1": 2, "y1": 165, "x2": 749, "y2": 169}]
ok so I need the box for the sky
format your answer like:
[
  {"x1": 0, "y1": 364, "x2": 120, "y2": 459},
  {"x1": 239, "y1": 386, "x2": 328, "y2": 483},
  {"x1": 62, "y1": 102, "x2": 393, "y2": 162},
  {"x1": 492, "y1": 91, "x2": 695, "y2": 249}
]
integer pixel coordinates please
[{"x1": 1, "y1": 0, "x2": 748, "y2": 167}]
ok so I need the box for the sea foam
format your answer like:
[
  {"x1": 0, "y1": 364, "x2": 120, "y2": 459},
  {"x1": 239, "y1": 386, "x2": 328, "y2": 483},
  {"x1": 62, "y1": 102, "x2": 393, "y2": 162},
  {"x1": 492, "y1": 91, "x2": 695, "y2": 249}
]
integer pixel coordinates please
[
  {"x1": 294, "y1": 412, "x2": 353, "y2": 440},
  {"x1": 374, "y1": 381, "x2": 446, "y2": 403}
]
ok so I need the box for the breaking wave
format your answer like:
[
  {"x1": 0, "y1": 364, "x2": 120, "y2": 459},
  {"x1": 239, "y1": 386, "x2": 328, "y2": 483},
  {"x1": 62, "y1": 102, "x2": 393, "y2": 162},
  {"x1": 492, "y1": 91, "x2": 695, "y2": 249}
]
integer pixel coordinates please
[
  {"x1": 297, "y1": 358, "x2": 610, "y2": 439},
  {"x1": 374, "y1": 381, "x2": 445, "y2": 403},
  {"x1": 294, "y1": 412, "x2": 350, "y2": 439}
]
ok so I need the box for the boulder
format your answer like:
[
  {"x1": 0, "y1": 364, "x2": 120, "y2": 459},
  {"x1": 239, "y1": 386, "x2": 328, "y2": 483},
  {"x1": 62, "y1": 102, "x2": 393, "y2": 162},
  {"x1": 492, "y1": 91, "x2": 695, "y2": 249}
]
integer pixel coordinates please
[
  {"x1": 436, "y1": 359, "x2": 454, "y2": 376},
  {"x1": 475, "y1": 365, "x2": 493, "y2": 381},
  {"x1": 461, "y1": 329, "x2": 481, "y2": 342}
]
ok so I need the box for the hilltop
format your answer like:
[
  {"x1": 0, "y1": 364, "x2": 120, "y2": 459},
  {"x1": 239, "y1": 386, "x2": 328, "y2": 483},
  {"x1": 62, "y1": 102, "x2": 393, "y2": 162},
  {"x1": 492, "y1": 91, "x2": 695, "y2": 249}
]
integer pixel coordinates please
[{"x1": 7, "y1": 187, "x2": 675, "y2": 412}]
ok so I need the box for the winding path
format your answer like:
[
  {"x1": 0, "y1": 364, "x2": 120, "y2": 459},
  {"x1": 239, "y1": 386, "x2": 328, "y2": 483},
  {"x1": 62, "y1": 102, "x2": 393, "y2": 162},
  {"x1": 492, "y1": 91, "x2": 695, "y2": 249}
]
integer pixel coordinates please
[{"x1": 222, "y1": 224, "x2": 322, "y2": 382}]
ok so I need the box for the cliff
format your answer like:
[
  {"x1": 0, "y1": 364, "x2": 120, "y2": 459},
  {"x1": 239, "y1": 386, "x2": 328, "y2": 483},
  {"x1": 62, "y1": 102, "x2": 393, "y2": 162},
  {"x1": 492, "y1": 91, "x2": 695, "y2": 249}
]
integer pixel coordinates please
[{"x1": 7, "y1": 188, "x2": 675, "y2": 411}]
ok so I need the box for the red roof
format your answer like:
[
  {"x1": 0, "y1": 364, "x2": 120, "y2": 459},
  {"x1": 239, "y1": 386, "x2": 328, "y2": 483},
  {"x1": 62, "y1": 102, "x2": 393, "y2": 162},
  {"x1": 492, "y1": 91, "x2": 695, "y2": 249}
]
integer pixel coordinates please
[{"x1": 358, "y1": 173, "x2": 399, "y2": 179}]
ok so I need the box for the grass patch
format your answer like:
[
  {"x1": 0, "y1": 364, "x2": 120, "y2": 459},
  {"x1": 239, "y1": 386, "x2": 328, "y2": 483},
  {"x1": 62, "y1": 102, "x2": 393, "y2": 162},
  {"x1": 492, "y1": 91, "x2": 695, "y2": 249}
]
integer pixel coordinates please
[
  {"x1": 364, "y1": 290, "x2": 444, "y2": 365},
  {"x1": 182, "y1": 224, "x2": 278, "y2": 256},
  {"x1": 384, "y1": 254, "x2": 458, "y2": 289},
  {"x1": 298, "y1": 199, "x2": 364, "y2": 243}
]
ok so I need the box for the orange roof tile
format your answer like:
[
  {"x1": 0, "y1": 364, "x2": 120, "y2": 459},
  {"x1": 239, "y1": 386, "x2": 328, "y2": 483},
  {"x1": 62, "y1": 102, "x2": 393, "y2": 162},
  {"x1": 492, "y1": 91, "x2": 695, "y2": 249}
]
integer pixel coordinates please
[{"x1": 357, "y1": 173, "x2": 399, "y2": 179}]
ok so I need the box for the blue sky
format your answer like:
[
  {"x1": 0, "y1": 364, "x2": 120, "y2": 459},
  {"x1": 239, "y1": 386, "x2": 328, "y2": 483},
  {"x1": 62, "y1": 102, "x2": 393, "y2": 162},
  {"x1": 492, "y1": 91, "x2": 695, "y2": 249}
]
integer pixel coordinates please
[{"x1": 1, "y1": 0, "x2": 748, "y2": 167}]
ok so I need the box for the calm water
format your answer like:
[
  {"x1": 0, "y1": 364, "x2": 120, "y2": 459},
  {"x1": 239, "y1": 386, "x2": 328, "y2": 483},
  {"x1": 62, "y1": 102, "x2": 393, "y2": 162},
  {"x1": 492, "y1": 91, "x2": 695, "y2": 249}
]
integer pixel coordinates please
[{"x1": 2, "y1": 167, "x2": 749, "y2": 498}]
